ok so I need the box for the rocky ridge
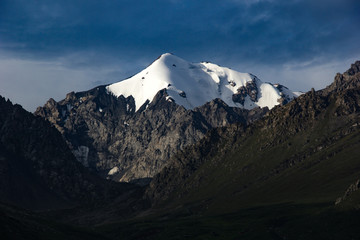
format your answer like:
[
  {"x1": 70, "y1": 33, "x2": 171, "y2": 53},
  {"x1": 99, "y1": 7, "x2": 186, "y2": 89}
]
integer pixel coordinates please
[
  {"x1": 35, "y1": 54, "x2": 298, "y2": 184},
  {"x1": 35, "y1": 86, "x2": 268, "y2": 184}
]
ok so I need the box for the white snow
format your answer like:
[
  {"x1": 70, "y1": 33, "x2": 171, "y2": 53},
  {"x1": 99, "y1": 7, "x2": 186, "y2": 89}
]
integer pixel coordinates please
[
  {"x1": 293, "y1": 91, "x2": 304, "y2": 97},
  {"x1": 255, "y1": 81, "x2": 282, "y2": 109},
  {"x1": 108, "y1": 166, "x2": 119, "y2": 176},
  {"x1": 106, "y1": 53, "x2": 298, "y2": 111}
]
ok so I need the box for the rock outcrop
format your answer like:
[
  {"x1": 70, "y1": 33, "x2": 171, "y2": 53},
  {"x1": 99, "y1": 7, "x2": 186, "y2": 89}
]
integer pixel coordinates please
[
  {"x1": 322, "y1": 61, "x2": 360, "y2": 95},
  {"x1": 232, "y1": 79, "x2": 258, "y2": 105},
  {"x1": 335, "y1": 179, "x2": 360, "y2": 205}
]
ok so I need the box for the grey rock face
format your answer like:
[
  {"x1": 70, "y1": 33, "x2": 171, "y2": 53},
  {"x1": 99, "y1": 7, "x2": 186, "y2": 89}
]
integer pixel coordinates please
[
  {"x1": 274, "y1": 84, "x2": 291, "y2": 105},
  {"x1": 35, "y1": 87, "x2": 268, "y2": 184},
  {"x1": 232, "y1": 80, "x2": 258, "y2": 105}
]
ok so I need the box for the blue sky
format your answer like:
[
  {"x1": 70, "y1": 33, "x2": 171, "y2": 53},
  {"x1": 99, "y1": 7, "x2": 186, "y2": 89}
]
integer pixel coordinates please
[{"x1": 1, "y1": 0, "x2": 359, "y2": 111}]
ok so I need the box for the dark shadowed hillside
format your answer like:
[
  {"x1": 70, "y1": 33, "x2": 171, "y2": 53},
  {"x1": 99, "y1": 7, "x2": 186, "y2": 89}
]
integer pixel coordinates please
[{"x1": 0, "y1": 96, "x2": 145, "y2": 214}]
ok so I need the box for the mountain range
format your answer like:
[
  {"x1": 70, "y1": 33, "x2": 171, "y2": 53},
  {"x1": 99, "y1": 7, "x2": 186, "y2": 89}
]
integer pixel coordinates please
[
  {"x1": 1, "y1": 55, "x2": 360, "y2": 239},
  {"x1": 34, "y1": 53, "x2": 297, "y2": 184}
]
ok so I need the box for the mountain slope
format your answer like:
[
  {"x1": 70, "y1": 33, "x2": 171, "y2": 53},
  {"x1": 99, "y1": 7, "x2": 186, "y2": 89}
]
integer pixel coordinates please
[
  {"x1": 146, "y1": 61, "x2": 360, "y2": 213},
  {"x1": 0, "y1": 96, "x2": 141, "y2": 211}
]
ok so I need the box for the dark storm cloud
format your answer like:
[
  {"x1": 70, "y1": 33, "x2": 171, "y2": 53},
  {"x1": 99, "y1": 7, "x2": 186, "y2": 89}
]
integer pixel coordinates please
[
  {"x1": 214, "y1": 0, "x2": 360, "y2": 64},
  {"x1": 0, "y1": 0, "x2": 212, "y2": 57},
  {"x1": 1, "y1": 0, "x2": 359, "y2": 65}
]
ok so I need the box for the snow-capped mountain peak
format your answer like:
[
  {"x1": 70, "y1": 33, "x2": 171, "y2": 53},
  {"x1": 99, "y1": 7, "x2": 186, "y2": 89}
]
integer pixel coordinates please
[{"x1": 107, "y1": 53, "x2": 298, "y2": 111}]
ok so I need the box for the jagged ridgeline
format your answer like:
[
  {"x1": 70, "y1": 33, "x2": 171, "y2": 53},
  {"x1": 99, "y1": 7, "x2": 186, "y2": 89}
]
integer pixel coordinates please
[{"x1": 35, "y1": 53, "x2": 298, "y2": 184}]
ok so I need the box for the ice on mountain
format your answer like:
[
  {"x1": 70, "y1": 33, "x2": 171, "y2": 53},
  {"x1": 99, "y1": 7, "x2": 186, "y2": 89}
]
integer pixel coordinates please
[{"x1": 106, "y1": 53, "x2": 298, "y2": 111}]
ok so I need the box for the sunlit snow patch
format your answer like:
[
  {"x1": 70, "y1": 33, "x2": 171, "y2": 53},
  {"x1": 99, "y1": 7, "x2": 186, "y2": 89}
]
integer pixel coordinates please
[{"x1": 106, "y1": 53, "x2": 298, "y2": 111}]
